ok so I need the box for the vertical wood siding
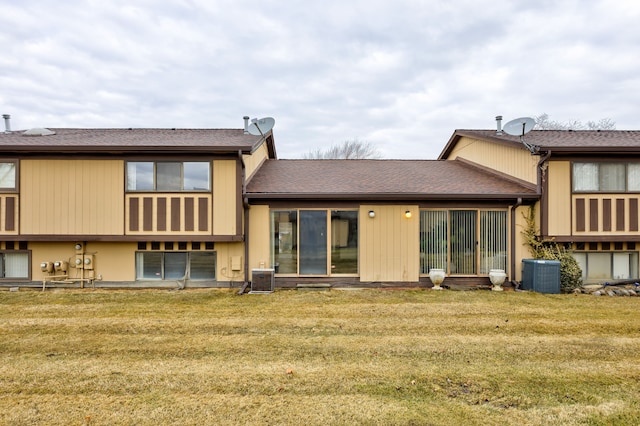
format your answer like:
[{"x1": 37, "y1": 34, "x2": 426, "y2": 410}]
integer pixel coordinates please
[
  {"x1": 546, "y1": 161, "x2": 572, "y2": 236},
  {"x1": 20, "y1": 160, "x2": 124, "y2": 235},
  {"x1": 213, "y1": 160, "x2": 237, "y2": 236},
  {"x1": 0, "y1": 196, "x2": 18, "y2": 234},
  {"x1": 248, "y1": 205, "x2": 271, "y2": 277},
  {"x1": 616, "y1": 199, "x2": 625, "y2": 231},
  {"x1": 446, "y1": 136, "x2": 538, "y2": 184},
  {"x1": 125, "y1": 194, "x2": 212, "y2": 235},
  {"x1": 574, "y1": 195, "x2": 640, "y2": 235},
  {"x1": 129, "y1": 198, "x2": 139, "y2": 231},
  {"x1": 359, "y1": 205, "x2": 419, "y2": 282},
  {"x1": 243, "y1": 143, "x2": 269, "y2": 179},
  {"x1": 602, "y1": 199, "x2": 612, "y2": 231}
]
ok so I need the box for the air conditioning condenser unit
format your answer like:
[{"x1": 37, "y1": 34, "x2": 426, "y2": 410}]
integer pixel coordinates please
[{"x1": 250, "y1": 268, "x2": 274, "y2": 293}]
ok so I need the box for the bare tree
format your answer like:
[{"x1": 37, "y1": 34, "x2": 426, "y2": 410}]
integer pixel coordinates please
[
  {"x1": 534, "y1": 113, "x2": 616, "y2": 130},
  {"x1": 303, "y1": 139, "x2": 382, "y2": 159}
]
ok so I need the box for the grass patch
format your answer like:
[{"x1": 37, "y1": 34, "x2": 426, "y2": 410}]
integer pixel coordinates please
[{"x1": 1, "y1": 288, "x2": 639, "y2": 425}]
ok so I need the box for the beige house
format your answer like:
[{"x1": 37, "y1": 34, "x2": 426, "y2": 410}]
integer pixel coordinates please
[
  {"x1": 1, "y1": 115, "x2": 638, "y2": 289},
  {"x1": 0, "y1": 120, "x2": 275, "y2": 288},
  {"x1": 440, "y1": 126, "x2": 640, "y2": 283},
  {"x1": 245, "y1": 159, "x2": 536, "y2": 288}
]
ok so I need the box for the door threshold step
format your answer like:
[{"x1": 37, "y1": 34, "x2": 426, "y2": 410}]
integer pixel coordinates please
[{"x1": 297, "y1": 283, "x2": 332, "y2": 290}]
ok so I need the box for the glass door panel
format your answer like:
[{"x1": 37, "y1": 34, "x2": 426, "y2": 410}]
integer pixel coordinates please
[
  {"x1": 450, "y1": 210, "x2": 477, "y2": 275},
  {"x1": 299, "y1": 210, "x2": 328, "y2": 275}
]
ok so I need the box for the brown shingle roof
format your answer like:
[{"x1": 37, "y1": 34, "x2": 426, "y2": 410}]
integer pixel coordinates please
[
  {"x1": 0, "y1": 128, "x2": 264, "y2": 153},
  {"x1": 246, "y1": 159, "x2": 537, "y2": 200},
  {"x1": 441, "y1": 130, "x2": 640, "y2": 158}
]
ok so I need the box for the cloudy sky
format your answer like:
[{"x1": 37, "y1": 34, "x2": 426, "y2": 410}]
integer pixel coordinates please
[{"x1": 2, "y1": 0, "x2": 639, "y2": 159}]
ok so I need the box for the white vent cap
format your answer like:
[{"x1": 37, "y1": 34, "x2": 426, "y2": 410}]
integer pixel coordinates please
[{"x1": 23, "y1": 128, "x2": 56, "y2": 136}]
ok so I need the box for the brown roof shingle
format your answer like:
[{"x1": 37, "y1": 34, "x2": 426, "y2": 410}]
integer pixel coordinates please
[
  {"x1": 441, "y1": 130, "x2": 640, "y2": 158},
  {"x1": 0, "y1": 128, "x2": 264, "y2": 153},
  {"x1": 246, "y1": 159, "x2": 537, "y2": 200}
]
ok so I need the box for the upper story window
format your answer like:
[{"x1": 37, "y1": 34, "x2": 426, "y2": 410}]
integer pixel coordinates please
[
  {"x1": 573, "y1": 162, "x2": 640, "y2": 192},
  {"x1": 127, "y1": 162, "x2": 211, "y2": 192},
  {"x1": 0, "y1": 162, "x2": 17, "y2": 191}
]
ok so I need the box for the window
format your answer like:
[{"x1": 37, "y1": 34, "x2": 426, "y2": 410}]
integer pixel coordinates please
[
  {"x1": 331, "y1": 210, "x2": 358, "y2": 274},
  {"x1": 135, "y1": 251, "x2": 216, "y2": 280},
  {"x1": 573, "y1": 162, "x2": 640, "y2": 192},
  {"x1": 480, "y1": 211, "x2": 508, "y2": 273},
  {"x1": 573, "y1": 252, "x2": 638, "y2": 281},
  {"x1": 127, "y1": 162, "x2": 210, "y2": 192},
  {"x1": 271, "y1": 209, "x2": 358, "y2": 275},
  {"x1": 272, "y1": 210, "x2": 297, "y2": 274},
  {"x1": 420, "y1": 210, "x2": 448, "y2": 272},
  {"x1": 0, "y1": 162, "x2": 16, "y2": 190},
  {"x1": 420, "y1": 210, "x2": 507, "y2": 275},
  {"x1": 0, "y1": 252, "x2": 29, "y2": 279}
]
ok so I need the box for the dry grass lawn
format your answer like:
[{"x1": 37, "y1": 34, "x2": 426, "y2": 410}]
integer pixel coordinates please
[{"x1": 1, "y1": 288, "x2": 639, "y2": 425}]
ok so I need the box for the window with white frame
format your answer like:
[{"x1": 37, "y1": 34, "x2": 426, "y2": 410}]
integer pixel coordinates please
[
  {"x1": 127, "y1": 162, "x2": 211, "y2": 191},
  {"x1": 0, "y1": 252, "x2": 29, "y2": 279},
  {"x1": 0, "y1": 162, "x2": 17, "y2": 190},
  {"x1": 573, "y1": 252, "x2": 638, "y2": 281},
  {"x1": 135, "y1": 251, "x2": 216, "y2": 280},
  {"x1": 573, "y1": 162, "x2": 640, "y2": 192}
]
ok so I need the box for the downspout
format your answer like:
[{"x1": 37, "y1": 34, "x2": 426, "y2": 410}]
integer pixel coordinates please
[
  {"x1": 510, "y1": 197, "x2": 523, "y2": 288},
  {"x1": 238, "y1": 150, "x2": 251, "y2": 295},
  {"x1": 509, "y1": 150, "x2": 551, "y2": 288}
]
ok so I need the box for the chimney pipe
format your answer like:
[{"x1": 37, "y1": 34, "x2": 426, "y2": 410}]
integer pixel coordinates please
[
  {"x1": 2, "y1": 114, "x2": 10, "y2": 133},
  {"x1": 243, "y1": 116, "x2": 250, "y2": 134},
  {"x1": 496, "y1": 115, "x2": 503, "y2": 135}
]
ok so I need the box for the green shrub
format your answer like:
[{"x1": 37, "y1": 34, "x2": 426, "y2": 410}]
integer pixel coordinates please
[{"x1": 522, "y1": 206, "x2": 583, "y2": 293}]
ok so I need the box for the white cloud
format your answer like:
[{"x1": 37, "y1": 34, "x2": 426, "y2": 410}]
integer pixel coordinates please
[{"x1": 1, "y1": 0, "x2": 639, "y2": 158}]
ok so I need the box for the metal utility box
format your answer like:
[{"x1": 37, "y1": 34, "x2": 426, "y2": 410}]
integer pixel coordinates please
[
  {"x1": 522, "y1": 259, "x2": 561, "y2": 294},
  {"x1": 250, "y1": 268, "x2": 275, "y2": 293}
]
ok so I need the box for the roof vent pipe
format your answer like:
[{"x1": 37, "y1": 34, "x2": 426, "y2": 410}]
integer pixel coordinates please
[
  {"x1": 2, "y1": 114, "x2": 10, "y2": 133},
  {"x1": 243, "y1": 116, "x2": 250, "y2": 134},
  {"x1": 496, "y1": 115, "x2": 503, "y2": 135}
]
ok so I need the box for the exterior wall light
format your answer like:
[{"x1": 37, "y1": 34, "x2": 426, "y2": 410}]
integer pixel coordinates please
[
  {"x1": 405, "y1": 210, "x2": 412, "y2": 219},
  {"x1": 368, "y1": 210, "x2": 375, "y2": 218}
]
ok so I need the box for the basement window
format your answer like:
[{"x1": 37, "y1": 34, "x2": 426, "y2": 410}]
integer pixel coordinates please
[
  {"x1": 135, "y1": 252, "x2": 216, "y2": 280},
  {"x1": 573, "y1": 252, "x2": 639, "y2": 282},
  {"x1": 0, "y1": 251, "x2": 29, "y2": 279}
]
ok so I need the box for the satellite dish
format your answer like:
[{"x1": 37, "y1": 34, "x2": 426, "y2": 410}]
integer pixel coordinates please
[
  {"x1": 247, "y1": 117, "x2": 275, "y2": 136},
  {"x1": 503, "y1": 117, "x2": 535, "y2": 137}
]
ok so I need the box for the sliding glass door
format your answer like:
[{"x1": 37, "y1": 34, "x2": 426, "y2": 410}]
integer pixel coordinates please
[
  {"x1": 271, "y1": 209, "x2": 358, "y2": 276},
  {"x1": 299, "y1": 210, "x2": 328, "y2": 274},
  {"x1": 420, "y1": 209, "x2": 508, "y2": 275},
  {"x1": 450, "y1": 210, "x2": 477, "y2": 275}
]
